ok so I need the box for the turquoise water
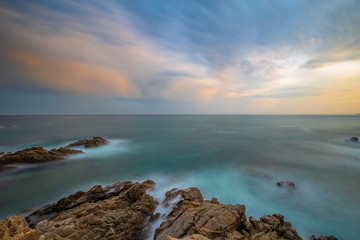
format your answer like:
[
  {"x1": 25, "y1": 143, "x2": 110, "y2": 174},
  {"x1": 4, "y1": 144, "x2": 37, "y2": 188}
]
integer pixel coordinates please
[{"x1": 0, "y1": 115, "x2": 359, "y2": 239}]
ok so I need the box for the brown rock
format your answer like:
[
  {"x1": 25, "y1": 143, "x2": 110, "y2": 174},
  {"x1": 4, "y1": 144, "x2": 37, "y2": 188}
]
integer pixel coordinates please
[
  {"x1": 26, "y1": 180, "x2": 157, "y2": 240},
  {"x1": 155, "y1": 188, "x2": 301, "y2": 240},
  {"x1": 0, "y1": 216, "x2": 42, "y2": 240},
  {"x1": 0, "y1": 147, "x2": 83, "y2": 165},
  {"x1": 66, "y1": 137, "x2": 108, "y2": 148},
  {"x1": 165, "y1": 234, "x2": 211, "y2": 240},
  {"x1": 154, "y1": 194, "x2": 246, "y2": 240}
]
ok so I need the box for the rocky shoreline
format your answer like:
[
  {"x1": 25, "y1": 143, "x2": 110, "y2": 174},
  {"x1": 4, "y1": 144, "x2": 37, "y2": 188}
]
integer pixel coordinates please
[
  {"x1": 0, "y1": 180, "x2": 337, "y2": 240},
  {"x1": 0, "y1": 137, "x2": 108, "y2": 171}
]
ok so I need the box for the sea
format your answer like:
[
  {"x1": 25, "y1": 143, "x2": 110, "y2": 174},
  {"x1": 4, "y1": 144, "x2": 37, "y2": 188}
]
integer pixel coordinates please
[{"x1": 0, "y1": 115, "x2": 359, "y2": 239}]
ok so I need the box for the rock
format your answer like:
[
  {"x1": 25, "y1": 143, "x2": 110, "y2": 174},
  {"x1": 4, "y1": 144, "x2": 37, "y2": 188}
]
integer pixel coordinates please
[
  {"x1": 350, "y1": 137, "x2": 359, "y2": 142},
  {"x1": 0, "y1": 152, "x2": 4, "y2": 156},
  {"x1": 26, "y1": 180, "x2": 157, "y2": 240},
  {"x1": 276, "y1": 181, "x2": 284, "y2": 187},
  {"x1": 0, "y1": 147, "x2": 83, "y2": 165},
  {"x1": 277, "y1": 181, "x2": 296, "y2": 189},
  {"x1": 66, "y1": 137, "x2": 108, "y2": 148},
  {"x1": 310, "y1": 235, "x2": 338, "y2": 240},
  {"x1": 0, "y1": 216, "x2": 42, "y2": 240},
  {"x1": 154, "y1": 189, "x2": 301, "y2": 240},
  {"x1": 0, "y1": 181, "x2": 334, "y2": 240},
  {"x1": 165, "y1": 234, "x2": 211, "y2": 240},
  {"x1": 155, "y1": 187, "x2": 247, "y2": 240}
]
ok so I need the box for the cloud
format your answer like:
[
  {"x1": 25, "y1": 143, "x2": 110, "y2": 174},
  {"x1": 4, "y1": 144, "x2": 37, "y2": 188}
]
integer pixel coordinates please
[
  {"x1": 0, "y1": 3, "x2": 207, "y2": 99},
  {"x1": 9, "y1": 51, "x2": 140, "y2": 97},
  {"x1": 0, "y1": 0, "x2": 360, "y2": 114}
]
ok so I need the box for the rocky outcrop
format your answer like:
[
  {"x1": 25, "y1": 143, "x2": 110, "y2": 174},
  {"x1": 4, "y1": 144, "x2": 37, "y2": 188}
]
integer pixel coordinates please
[
  {"x1": 66, "y1": 137, "x2": 108, "y2": 148},
  {"x1": 24, "y1": 180, "x2": 158, "y2": 240},
  {"x1": 0, "y1": 181, "x2": 336, "y2": 240},
  {"x1": 0, "y1": 137, "x2": 108, "y2": 171},
  {"x1": 0, "y1": 147, "x2": 83, "y2": 165},
  {"x1": 155, "y1": 187, "x2": 301, "y2": 240}
]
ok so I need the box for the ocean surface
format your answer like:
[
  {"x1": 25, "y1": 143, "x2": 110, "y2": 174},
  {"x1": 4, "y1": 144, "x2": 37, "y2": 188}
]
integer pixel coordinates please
[{"x1": 0, "y1": 115, "x2": 359, "y2": 239}]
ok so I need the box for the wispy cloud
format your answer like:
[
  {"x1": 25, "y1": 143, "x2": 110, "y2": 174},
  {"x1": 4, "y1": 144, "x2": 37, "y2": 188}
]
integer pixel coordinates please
[{"x1": 0, "y1": 0, "x2": 360, "y2": 114}]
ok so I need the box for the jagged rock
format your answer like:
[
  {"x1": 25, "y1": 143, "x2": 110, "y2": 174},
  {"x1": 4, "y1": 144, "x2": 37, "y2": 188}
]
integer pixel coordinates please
[
  {"x1": 154, "y1": 187, "x2": 301, "y2": 240},
  {"x1": 350, "y1": 137, "x2": 359, "y2": 142},
  {"x1": 155, "y1": 187, "x2": 247, "y2": 240},
  {"x1": 276, "y1": 181, "x2": 296, "y2": 189},
  {"x1": 26, "y1": 180, "x2": 157, "y2": 240},
  {"x1": 310, "y1": 235, "x2": 338, "y2": 240},
  {"x1": 0, "y1": 147, "x2": 83, "y2": 165},
  {"x1": 0, "y1": 181, "x2": 334, "y2": 240},
  {"x1": 66, "y1": 137, "x2": 108, "y2": 148},
  {"x1": 0, "y1": 216, "x2": 41, "y2": 240}
]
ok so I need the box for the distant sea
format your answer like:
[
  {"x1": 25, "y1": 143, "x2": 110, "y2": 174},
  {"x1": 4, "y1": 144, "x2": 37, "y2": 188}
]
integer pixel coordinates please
[{"x1": 0, "y1": 115, "x2": 359, "y2": 239}]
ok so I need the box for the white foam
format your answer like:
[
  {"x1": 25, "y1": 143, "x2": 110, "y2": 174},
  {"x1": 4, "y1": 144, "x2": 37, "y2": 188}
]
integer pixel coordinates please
[{"x1": 146, "y1": 191, "x2": 182, "y2": 240}]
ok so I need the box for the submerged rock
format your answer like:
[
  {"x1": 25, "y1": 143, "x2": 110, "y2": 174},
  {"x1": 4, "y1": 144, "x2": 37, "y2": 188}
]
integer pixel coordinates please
[
  {"x1": 1, "y1": 124, "x2": 14, "y2": 128},
  {"x1": 310, "y1": 235, "x2": 338, "y2": 240},
  {"x1": 277, "y1": 181, "x2": 296, "y2": 189},
  {"x1": 66, "y1": 137, "x2": 109, "y2": 148},
  {"x1": 0, "y1": 147, "x2": 83, "y2": 165}
]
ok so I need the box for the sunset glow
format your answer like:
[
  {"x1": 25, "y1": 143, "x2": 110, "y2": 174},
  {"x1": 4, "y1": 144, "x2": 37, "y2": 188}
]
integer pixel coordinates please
[{"x1": 0, "y1": 1, "x2": 359, "y2": 114}]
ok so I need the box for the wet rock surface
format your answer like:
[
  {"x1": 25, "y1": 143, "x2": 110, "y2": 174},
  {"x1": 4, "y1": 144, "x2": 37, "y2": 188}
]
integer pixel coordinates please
[
  {"x1": 66, "y1": 137, "x2": 109, "y2": 148},
  {"x1": 0, "y1": 147, "x2": 83, "y2": 165},
  {"x1": 0, "y1": 181, "x2": 336, "y2": 240}
]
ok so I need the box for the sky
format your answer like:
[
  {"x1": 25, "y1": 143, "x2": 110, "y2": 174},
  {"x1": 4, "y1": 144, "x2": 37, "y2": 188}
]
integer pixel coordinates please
[{"x1": 0, "y1": 0, "x2": 359, "y2": 114}]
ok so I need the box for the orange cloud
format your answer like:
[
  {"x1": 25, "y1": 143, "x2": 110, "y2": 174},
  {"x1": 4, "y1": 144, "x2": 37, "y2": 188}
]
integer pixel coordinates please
[
  {"x1": 10, "y1": 51, "x2": 140, "y2": 97},
  {"x1": 197, "y1": 88, "x2": 217, "y2": 101}
]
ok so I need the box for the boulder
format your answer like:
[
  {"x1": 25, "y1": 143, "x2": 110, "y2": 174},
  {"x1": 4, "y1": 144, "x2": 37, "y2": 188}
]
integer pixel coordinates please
[
  {"x1": 0, "y1": 147, "x2": 83, "y2": 165},
  {"x1": 350, "y1": 137, "x2": 359, "y2": 142},
  {"x1": 66, "y1": 137, "x2": 108, "y2": 148}
]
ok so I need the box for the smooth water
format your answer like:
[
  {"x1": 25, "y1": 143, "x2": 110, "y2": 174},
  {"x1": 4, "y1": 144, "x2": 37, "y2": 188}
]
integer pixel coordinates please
[{"x1": 0, "y1": 115, "x2": 359, "y2": 239}]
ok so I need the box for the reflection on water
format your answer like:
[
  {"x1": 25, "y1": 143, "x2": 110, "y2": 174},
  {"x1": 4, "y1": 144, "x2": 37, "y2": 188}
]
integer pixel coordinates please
[{"x1": 0, "y1": 115, "x2": 360, "y2": 239}]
